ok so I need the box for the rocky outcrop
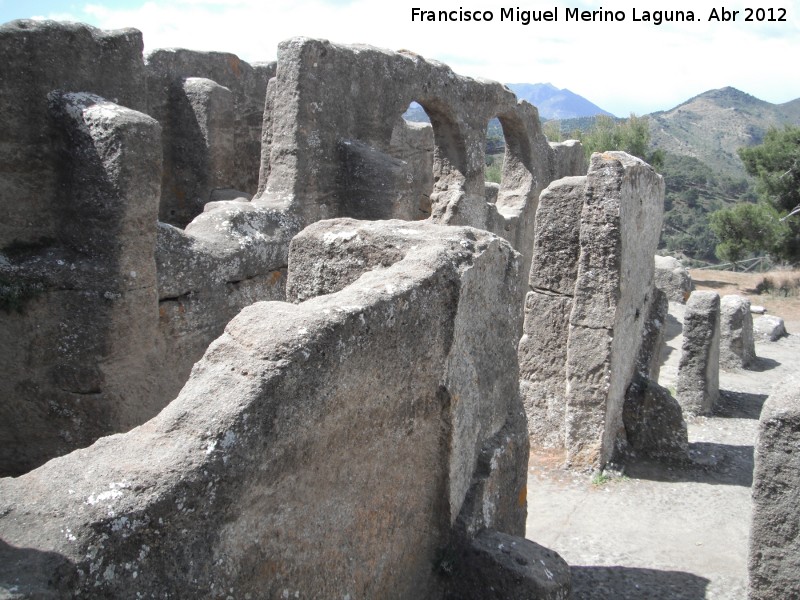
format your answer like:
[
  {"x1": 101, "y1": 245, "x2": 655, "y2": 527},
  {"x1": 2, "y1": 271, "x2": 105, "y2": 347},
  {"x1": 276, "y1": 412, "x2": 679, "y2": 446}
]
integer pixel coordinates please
[
  {"x1": 0, "y1": 19, "x2": 147, "y2": 249},
  {"x1": 0, "y1": 21, "x2": 289, "y2": 474},
  {"x1": 256, "y1": 37, "x2": 584, "y2": 297},
  {"x1": 0, "y1": 220, "x2": 543, "y2": 598},
  {"x1": 676, "y1": 291, "x2": 721, "y2": 415},
  {"x1": 749, "y1": 376, "x2": 800, "y2": 600},
  {"x1": 719, "y1": 294, "x2": 756, "y2": 369}
]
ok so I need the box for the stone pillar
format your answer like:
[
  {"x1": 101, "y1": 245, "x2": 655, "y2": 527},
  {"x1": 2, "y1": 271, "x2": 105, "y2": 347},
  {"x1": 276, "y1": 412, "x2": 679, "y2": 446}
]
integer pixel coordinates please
[
  {"x1": 0, "y1": 92, "x2": 162, "y2": 475},
  {"x1": 564, "y1": 152, "x2": 665, "y2": 469},
  {"x1": 184, "y1": 77, "x2": 236, "y2": 194},
  {"x1": 720, "y1": 294, "x2": 756, "y2": 369},
  {"x1": 144, "y1": 49, "x2": 274, "y2": 226},
  {"x1": 676, "y1": 291, "x2": 721, "y2": 415},
  {"x1": 749, "y1": 376, "x2": 800, "y2": 600},
  {"x1": 156, "y1": 77, "x2": 236, "y2": 226},
  {"x1": 518, "y1": 176, "x2": 585, "y2": 448},
  {"x1": 0, "y1": 19, "x2": 146, "y2": 250}
]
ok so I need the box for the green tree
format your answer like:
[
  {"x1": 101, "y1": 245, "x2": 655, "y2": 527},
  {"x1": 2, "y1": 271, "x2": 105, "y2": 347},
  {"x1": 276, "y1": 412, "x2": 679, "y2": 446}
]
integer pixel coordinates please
[
  {"x1": 738, "y1": 126, "x2": 800, "y2": 214},
  {"x1": 542, "y1": 119, "x2": 562, "y2": 142},
  {"x1": 709, "y1": 202, "x2": 788, "y2": 263},
  {"x1": 711, "y1": 125, "x2": 800, "y2": 263},
  {"x1": 580, "y1": 114, "x2": 664, "y2": 169}
]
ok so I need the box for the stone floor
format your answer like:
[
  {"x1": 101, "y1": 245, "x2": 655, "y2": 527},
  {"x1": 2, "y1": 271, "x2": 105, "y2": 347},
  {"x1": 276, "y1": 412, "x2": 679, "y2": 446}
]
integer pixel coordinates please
[{"x1": 526, "y1": 303, "x2": 800, "y2": 599}]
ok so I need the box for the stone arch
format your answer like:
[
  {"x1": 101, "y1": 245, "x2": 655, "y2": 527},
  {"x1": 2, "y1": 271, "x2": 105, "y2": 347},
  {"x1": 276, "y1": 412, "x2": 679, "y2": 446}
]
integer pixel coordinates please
[
  {"x1": 415, "y1": 97, "x2": 469, "y2": 217},
  {"x1": 492, "y1": 110, "x2": 535, "y2": 214}
]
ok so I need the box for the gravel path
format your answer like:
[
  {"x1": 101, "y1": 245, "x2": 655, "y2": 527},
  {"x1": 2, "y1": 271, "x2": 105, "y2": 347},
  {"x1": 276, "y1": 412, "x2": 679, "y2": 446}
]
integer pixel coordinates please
[{"x1": 526, "y1": 303, "x2": 800, "y2": 599}]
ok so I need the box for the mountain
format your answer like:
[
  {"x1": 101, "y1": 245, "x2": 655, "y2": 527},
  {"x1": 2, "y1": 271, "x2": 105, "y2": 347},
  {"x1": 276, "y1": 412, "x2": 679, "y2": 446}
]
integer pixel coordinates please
[
  {"x1": 648, "y1": 87, "x2": 800, "y2": 177},
  {"x1": 505, "y1": 83, "x2": 614, "y2": 120},
  {"x1": 403, "y1": 83, "x2": 613, "y2": 123}
]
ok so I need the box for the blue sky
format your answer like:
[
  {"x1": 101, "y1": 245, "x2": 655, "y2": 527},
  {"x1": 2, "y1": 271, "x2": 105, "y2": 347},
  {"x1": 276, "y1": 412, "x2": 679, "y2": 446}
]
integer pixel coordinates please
[{"x1": 3, "y1": 0, "x2": 800, "y2": 116}]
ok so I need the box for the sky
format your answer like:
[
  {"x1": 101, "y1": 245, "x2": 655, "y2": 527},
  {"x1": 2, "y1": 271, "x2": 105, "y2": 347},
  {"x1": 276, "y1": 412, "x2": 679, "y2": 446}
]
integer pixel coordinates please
[{"x1": 2, "y1": 0, "x2": 800, "y2": 116}]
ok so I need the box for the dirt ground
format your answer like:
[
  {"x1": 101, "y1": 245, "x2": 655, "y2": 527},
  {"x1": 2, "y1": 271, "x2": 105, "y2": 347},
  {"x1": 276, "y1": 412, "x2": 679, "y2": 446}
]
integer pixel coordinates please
[{"x1": 525, "y1": 270, "x2": 800, "y2": 599}]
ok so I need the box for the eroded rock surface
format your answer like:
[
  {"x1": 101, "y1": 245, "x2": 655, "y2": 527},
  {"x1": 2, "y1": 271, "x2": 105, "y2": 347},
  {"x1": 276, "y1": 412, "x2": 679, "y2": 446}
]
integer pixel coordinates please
[
  {"x1": 749, "y1": 375, "x2": 800, "y2": 600},
  {"x1": 0, "y1": 90, "x2": 162, "y2": 475},
  {"x1": 654, "y1": 255, "x2": 693, "y2": 303},
  {"x1": 720, "y1": 294, "x2": 756, "y2": 369},
  {"x1": 518, "y1": 152, "x2": 667, "y2": 469},
  {"x1": 676, "y1": 291, "x2": 721, "y2": 415},
  {"x1": 564, "y1": 152, "x2": 665, "y2": 468},
  {"x1": 0, "y1": 220, "x2": 535, "y2": 598},
  {"x1": 146, "y1": 48, "x2": 275, "y2": 226}
]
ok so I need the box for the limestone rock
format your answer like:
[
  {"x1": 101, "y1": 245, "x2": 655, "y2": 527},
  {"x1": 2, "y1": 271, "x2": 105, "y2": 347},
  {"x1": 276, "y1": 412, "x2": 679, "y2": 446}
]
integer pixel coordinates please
[
  {"x1": 654, "y1": 255, "x2": 693, "y2": 303},
  {"x1": 749, "y1": 376, "x2": 800, "y2": 600},
  {"x1": 753, "y1": 315, "x2": 787, "y2": 341},
  {"x1": 676, "y1": 291, "x2": 721, "y2": 415},
  {"x1": 0, "y1": 19, "x2": 146, "y2": 249},
  {"x1": 720, "y1": 294, "x2": 756, "y2": 369},
  {"x1": 255, "y1": 37, "x2": 581, "y2": 296},
  {"x1": 550, "y1": 139, "x2": 587, "y2": 180},
  {"x1": 528, "y1": 176, "x2": 586, "y2": 295},
  {"x1": 287, "y1": 219, "x2": 526, "y2": 533},
  {"x1": 636, "y1": 287, "x2": 669, "y2": 382}
]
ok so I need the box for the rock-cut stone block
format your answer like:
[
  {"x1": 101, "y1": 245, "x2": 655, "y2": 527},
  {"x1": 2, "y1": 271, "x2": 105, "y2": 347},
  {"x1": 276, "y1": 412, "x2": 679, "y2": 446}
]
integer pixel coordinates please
[
  {"x1": 720, "y1": 294, "x2": 756, "y2": 369},
  {"x1": 676, "y1": 291, "x2": 721, "y2": 415},
  {"x1": 654, "y1": 255, "x2": 693, "y2": 303},
  {"x1": 749, "y1": 376, "x2": 800, "y2": 600},
  {"x1": 448, "y1": 530, "x2": 572, "y2": 600}
]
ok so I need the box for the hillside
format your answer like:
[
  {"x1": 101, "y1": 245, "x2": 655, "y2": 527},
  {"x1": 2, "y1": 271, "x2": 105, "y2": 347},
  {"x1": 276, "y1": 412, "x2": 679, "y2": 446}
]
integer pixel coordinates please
[
  {"x1": 649, "y1": 87, "x2": 800, "y2": 177},
  {"x1": 540, "y1": 89, "x2": 800, "y2": 262}
]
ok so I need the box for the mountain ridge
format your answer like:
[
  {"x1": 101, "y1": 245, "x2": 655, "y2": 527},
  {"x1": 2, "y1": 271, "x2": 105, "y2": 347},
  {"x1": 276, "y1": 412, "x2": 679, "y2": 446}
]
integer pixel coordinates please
[
  {"x1": 648, "y1": 86, "x2": 800, "y2": 177},
  {"x1": 505, "y1": 83, "x2": 614, "y2": 120}
]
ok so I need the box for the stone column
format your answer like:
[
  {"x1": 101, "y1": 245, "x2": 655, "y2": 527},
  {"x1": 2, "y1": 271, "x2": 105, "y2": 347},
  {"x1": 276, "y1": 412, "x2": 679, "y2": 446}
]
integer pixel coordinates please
[
  {"x1": 676, "y1": 291, "x2": 721, "y2": 415},
  {"x1": 720, "y1": 294, "x2": 756, "y2": 369},
  {"x1": 564, "y1": 152, "x2": 665, "y2": 469},
  {"x1": 749, "y1": 376, "x2": 800, "y2": 600},
  {"x1": 518, "y1": 176, "x2": 585, "y2": 448}
]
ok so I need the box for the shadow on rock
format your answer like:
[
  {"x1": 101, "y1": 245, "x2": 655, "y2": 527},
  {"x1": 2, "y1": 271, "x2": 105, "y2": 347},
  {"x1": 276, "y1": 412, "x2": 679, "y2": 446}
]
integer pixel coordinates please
[
  {"x1": 571, "y1": 565, "x2": 709, "y2": 599},
  {"x1": 714, "y1": 389, "x2": 769, "y2": 419},
  {"x1": 624, "y1": 442, "x2": 753, "y2": 487},
  {"x1": 0, "y1": 538, "x2": 74, "y2": 596}
]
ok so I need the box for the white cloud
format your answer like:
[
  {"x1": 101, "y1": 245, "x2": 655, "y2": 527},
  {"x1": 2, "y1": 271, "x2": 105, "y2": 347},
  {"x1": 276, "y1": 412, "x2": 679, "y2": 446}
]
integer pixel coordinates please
[{"x1": 36, "y1": 0, "x2": 800, "y2": 115}]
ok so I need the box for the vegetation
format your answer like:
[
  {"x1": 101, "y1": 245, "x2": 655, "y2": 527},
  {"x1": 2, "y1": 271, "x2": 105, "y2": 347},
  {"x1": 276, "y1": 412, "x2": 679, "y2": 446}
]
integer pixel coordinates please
[
  {"x1": 755, "y1": 274, "x2": 800, "y2": 297},
  {"x1": 710, "y1": 126, "x2": 800, "y2": 264},
  {"x1": 660, "y1": 154, "x2": 756, "y2": 261},
  {"x1": 485, "y1": 155, "x2": 502, "y2": 183},
  {"x1": 574, "y1": 114, "x2": 665, "y2": 170}
]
